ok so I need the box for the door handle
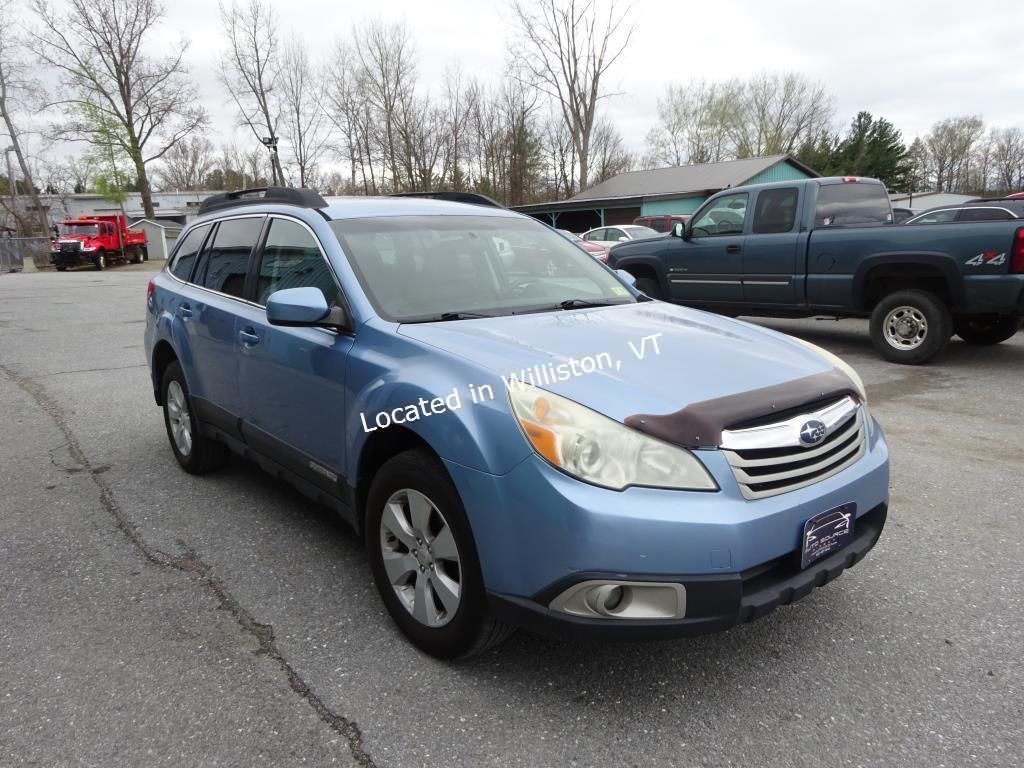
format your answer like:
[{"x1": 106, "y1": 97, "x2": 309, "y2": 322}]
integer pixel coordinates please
[
  {"x1": 726, "y1": 244, "x2": 742, "y2": 254},
  {"x1": 238, "y1": 327, "x2": 261, "y2": 346},
  {"x1": 176, "y1": 304, "x2": 193, "y2": 319}
]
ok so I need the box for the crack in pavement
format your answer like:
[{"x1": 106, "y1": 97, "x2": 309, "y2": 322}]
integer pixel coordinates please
[{"x1": 0, "y1": 362, "x2": 378, "y2": 768}]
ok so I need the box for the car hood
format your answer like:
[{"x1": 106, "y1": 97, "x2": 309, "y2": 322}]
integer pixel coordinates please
[{"x1": 397, "y1": 302, "x2": 838, "y2": 422}]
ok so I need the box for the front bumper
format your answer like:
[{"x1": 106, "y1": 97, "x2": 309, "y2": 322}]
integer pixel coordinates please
[{"x1": 487, "y1": 503, "x2": 886, "y2": 640}]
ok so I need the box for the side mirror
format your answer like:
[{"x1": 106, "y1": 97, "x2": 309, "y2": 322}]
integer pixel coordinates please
[
  {"x1": 617, "y1": 236, "x2": 628, "y2": 242},
  {"x1": 671, "y1": 222, "x2": 686, "y2": 239},
  {"x1": 266, "y1": 287, "x2": 331, "y2": 327},
  {"x1": 616, "y1": 269, "x2": 636, "y2": 287}
]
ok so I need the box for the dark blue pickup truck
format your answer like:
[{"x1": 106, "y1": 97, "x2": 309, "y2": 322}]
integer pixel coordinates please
[{"x1": 608, "y1": 177, "x2": 1024, "y2": 363}]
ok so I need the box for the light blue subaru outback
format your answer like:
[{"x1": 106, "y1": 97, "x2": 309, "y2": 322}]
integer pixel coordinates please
[{"x1": 145, "y1": 188, "x2": 889, "y2": 658}]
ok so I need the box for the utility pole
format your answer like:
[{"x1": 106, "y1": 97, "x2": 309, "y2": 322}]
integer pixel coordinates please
[
  {"x1": 4, "y1": 145, "x2": 16, "y2": 234},
  {"x1": 261, "y1": 136, "x2": 280, "y2": 186}
]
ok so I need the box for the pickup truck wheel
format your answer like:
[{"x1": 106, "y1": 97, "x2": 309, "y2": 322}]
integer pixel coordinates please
[
  {"x1": 954, "y1": 315, "x2": 1021, "y2": 345},
  {"x1": 365, "y1": 449, "x2": 513, "y2": 659},
  {"x1": 161, "y1": 360, "x2": 229, "y2": 474},
  {"x1": 634, "y1": 277, "x2": 663, "y2": 299},
  {"x1": 56, "y1": 265, "x2": 67, "y2": 272},
  {"x1": 870, "y1": 290, "x2": 951, "y2": 365},
  {"x1": 93, "y1": 251, "x2": 106, "y2": 271}
]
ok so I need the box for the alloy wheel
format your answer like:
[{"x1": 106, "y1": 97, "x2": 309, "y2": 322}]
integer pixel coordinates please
[
  {"x1": 379, "y1": 488, "x2": 462, "y2": 628},
  {"x1": 166, "y1": 380, "x2": 193, "y2": 456}
]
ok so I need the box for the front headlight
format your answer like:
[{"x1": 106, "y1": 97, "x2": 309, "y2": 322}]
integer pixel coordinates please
[{"x1": 507, "y1": 380, "x2": 717, "y2": 491}]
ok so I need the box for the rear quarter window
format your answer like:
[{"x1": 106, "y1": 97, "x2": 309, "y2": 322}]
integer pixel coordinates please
[
  {"x1": 815, "y1": 183, "x2": 892, "y2": 227},
  {"x1": 169, "y1": 224, "x2": 210, "y2": 281}
]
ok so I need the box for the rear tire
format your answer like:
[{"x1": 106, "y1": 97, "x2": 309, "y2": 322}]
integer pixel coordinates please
[
  {"x1": 56, "y1": 265, "x2": 67, "y2": 272},
  {"x1": 954, "y1": 315, "x2": 1021, "y2": 345},
  {"x1": 161, "y1": 360, "x2": 229, "y2": 474},
  {"x1": 634, "y1": 276, "x2": 663, "y2": 300},
  {"x1": 365, "y1": 449, "x2": 513, "y2": 659},
  {"x1": 131, "y1": 248, "x2": 143, "y2": 264},
  {"x1": 869, "y1": 289, "x2": 951, "y2": 365}
]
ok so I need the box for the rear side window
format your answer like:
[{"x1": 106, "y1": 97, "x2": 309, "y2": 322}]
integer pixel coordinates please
[
  {"x1": 959, "y1": 208, "x2": 1013, "y2": 222},
  {"x1": 815, "y1": 182, "x2": 892, "y2": 227},
  {"x1": 753, "y1": 188, "x2": 798, "y2": 234},
  {"x1": 585, "y1": 229, "x2": 606, "y2": 241},
  {"x1": 196, "y1": 217, "x2": 264, "y2": 298},
  {"x1": 908, "y1": 209, "x2": 958, "y2": 225},
  {"x1": 169, "y1": 224, "x2": 210, "y2": 281},
  {"x1": 255, "y1": 218, "x2": 339, "y2": 306}
]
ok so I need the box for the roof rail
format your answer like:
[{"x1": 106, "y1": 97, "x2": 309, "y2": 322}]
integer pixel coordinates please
[
  {"x1": 198, "y1": 187, "x2": 328, "y2": 216},
  {"x1": 388, "y1": 191, "x2": 505, "y2": 209},
  {"x1": 965, "y1": 196, "x2": 1024, "y2": 204}
]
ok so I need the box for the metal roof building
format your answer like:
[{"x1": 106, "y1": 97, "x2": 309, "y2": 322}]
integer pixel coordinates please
[{"x1": 514, "y1": 155, "x2": 818, "y2": 231}]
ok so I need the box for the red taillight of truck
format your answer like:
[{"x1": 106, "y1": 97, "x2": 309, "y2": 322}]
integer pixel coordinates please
[{"x1": 1013, "y1": 228, "x2": 1024, "y2": 274}]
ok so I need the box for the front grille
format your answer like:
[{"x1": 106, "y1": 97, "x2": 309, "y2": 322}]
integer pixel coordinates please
[
  {"x1": 59, "y1": 242, "x2": 81, "y2": 253},
  {"x1": 721, "y1": 396, "x2": 866, "y2": 500}
]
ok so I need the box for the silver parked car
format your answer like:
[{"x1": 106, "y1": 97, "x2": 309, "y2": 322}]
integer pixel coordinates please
[{"x1": 580, "y1": 224, "x2": 659, "y2": 247}]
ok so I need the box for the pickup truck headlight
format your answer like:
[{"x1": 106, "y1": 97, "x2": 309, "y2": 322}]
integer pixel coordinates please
[{"x1": 507, "y1": 380, "x2": 717, "y2": 491}]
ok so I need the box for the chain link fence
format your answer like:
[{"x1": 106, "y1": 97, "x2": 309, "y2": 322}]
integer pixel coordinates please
[{"x1": 0, "y1": 237, "x2": 53, "y2": 272}]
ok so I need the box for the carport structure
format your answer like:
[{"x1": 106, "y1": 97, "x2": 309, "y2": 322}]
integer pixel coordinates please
[{"x1": 514, "y1": 155, "x2": 818, "y2": 233}]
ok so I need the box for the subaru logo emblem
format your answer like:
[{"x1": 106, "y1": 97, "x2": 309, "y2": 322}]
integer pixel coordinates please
[{"x1": 798, "y1": 419, "x2": 827, "y2": 446}]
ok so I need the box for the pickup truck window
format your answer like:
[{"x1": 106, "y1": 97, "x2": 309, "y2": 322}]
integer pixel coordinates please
[
  {"x1": 691, "y1": 193, "x2": 748, "y2": 236},
  {"x1": 753, "y1": 188, "x2": 798, "y2": 234},
  {"x1": 815, "y1": 182, "x2": 892, "y2": 227}
]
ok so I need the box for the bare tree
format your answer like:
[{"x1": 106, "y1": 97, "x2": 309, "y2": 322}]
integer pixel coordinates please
[
  {"x1": 589, "y1": 117, "x2": 632, "y2": 183},
  {"x1": 155, "y1": 136, "x2": 216, "y2": 190},
  {"x1": 32, "y1": 0, "x2": 207, "y2": 219},
  {"x1": 645, "y1": 80, "x2": 731, "y2": 167},
  {"x1": 725, "y1": 73, "x2": 834, "y2": 158},
  {"x1": 280, "y1": 39, "x2": 329, "y2": 188},
  {"x1": 510, "y1": 0, "x2": 635, "y2": 192},
  {"x1": 219, "y1": 0, "x2": 285, "y2": 185},
  {"x1": 925, "y1": 116, "x2": 985, "y2": 192},
  {"x1": 991, "y1": 127, "x2": 1024, "y2": 193},
  {"x1": 0, "y1": 0, "x2": 49, "y2": 233}
]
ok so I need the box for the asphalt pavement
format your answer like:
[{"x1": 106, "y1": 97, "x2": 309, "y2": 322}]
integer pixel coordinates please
[{"x1": 1, "y1": 265, "x2": 1021, "y2": 767}]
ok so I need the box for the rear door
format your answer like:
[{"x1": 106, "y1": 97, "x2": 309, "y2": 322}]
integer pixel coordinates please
[
  {"x1": 235, "y1": 216, "x2": 354, "y2": 495},
  {"x1": 182, "y1": 215, "x2": 266, "y2": 431},
  {"x1": 742, "y1": 187, "x2": 802, "y2": 304},
  {"x1": 667, "y1": 191, "x2": 747, "y2": 303}
]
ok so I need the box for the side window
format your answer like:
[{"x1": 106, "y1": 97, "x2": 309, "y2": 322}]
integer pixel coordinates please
[
  {"x1": 169, "y1": 224, "x2": 210, "y2": 281},
  {"x1": 606, "y1": 228, "x2": 626, "y2": 242},
  {"x1": 198, "y1": 217, "x2": 264, "y2": 298},
  {"x1": 256, "y1": 218, "x2": 340, "y2": 306},
  {"x1": 753, "y1": 188, "x2": 799, "y2": 234},
  {"x1": 959, "y1": 208, "x2": 1013, "y2": 222},
  {"x1": 909, "y1": 209, "x2": 958, "y2": 225},
  {"x1": 584, "y1": 229, "x2": 605, "y2": 242},
  {"x1": 691, "y1": 193, "x2": 749, "y2": 236}
]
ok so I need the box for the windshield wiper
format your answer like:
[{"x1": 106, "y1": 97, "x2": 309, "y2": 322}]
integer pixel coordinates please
[
  {"x1": 402, "y1": 310, "x2": 497, "y2": 323},
  {"x1": 557, "y1": 298, "x2": 629, "y2": 310}
]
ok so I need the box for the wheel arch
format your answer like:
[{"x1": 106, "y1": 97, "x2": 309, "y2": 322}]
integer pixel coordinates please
[
  {"x1": 853, "y1": 253, "x2": 965, "y2": 311},
  {"x1": 151, "y1": 340, "x2": 178, "y2": 405}
]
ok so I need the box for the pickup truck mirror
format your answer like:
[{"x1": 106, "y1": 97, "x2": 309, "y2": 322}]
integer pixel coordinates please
[{"x1": 671, "y1": 222, "x2": 687, "y2": 239}]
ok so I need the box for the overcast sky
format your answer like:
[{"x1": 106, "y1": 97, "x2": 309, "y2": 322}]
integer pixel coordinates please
[{"x1": 14, "y1": 0, "x2": 1024, "y2": 159}]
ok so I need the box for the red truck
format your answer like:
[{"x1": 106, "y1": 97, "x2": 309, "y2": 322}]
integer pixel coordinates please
[{"x1": 51, "y1": 215, "x2": 148, "y2": 271}]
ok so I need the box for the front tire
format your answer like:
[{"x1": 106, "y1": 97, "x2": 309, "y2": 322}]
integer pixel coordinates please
[
  {"x1": 869, "y1": 289, "x2": 951, "y2": 365},
  {"x1": 365, "y1": 449, "x2": 512, "y2": 659},
  {"x1": 954, "y1": 315, "x2": 1021, "y2": 345},
  {"x1": 93, "y1": 251, "x2": 106, "y2": 271},
  {"x1": 161, "y1": 360, "x2": 229, "y2": 474},
  {"x1": 634, "y1": 276, "x2": 663, "y2": 300}
]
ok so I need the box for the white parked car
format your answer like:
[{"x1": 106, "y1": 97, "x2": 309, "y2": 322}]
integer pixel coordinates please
[{"x1": 580, "y1": 224, "x2": 660, "y2": 247}]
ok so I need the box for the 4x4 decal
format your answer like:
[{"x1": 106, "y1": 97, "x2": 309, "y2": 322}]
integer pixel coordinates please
[{"x1": 965, "y1": 251, "x2": 1007, "y2": 267}]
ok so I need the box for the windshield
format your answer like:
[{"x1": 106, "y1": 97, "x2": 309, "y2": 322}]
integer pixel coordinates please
[
  {"x1": 330, "y1": 215, "x2": 636, "y2": 322},
  {"x1": 59, "y1": 223, "x2": 99, "y2": 236},
  {"x1": 621, "y1": 225, "x2": 659, "y2": 239}
]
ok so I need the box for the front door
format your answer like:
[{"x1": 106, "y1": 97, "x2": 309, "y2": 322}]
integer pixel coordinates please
[
  {"x1": 235, "y1": 216, "x2": 353, "y2": 497},
  {"x1": 667, "y1": 192, "x2": 748, "y2": 303}
]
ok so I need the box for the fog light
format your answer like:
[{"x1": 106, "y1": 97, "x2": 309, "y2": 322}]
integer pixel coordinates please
[{"x1": 549, "y1": 580, "x2": 686, "y2": 619}]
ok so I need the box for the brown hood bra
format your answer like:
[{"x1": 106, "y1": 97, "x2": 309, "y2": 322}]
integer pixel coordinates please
[{"x1": 624, "y1": 368, "x2": 859, "y2": 450}]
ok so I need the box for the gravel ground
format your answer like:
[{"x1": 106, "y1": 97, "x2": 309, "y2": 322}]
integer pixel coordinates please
[{"x1": 1, "y1": 266, "x2": 1021, "y2": 767}]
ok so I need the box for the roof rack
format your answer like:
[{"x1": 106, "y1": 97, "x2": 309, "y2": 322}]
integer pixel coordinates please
[
  {"x1": 198, "y1": 187, "x2": 328, "y2": 216},
  {"x1": 965, "y1": 197, "x2": 1024, "y2": 204},
  {"x1": 388, "y1": 191, "x2": 504, "y2": 209}
]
